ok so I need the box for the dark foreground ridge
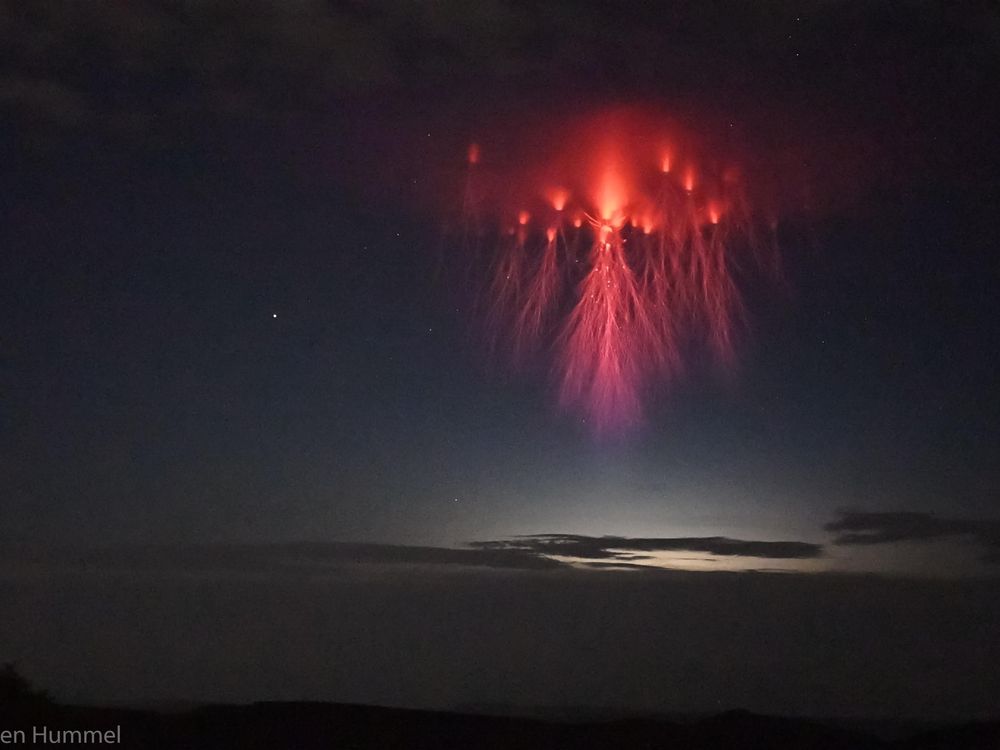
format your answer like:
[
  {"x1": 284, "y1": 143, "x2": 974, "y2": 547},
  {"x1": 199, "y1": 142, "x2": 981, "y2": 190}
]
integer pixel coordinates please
[{"x1": 2, "y1": 701, "x2": 999, "y2": 749}]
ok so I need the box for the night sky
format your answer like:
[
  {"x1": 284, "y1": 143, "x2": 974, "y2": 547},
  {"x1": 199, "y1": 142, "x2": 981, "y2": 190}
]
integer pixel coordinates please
[{"x1": 2, "y1": 1, "x2": 1000, "y2": 718}]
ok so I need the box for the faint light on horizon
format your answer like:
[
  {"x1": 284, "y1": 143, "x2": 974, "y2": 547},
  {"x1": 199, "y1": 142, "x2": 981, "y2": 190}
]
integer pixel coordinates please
[{"x1": 543, "y1": 551, "x2": 829, "y2": 574}]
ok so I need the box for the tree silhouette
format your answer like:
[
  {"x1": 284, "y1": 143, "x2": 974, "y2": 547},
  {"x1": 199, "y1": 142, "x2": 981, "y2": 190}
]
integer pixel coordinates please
[{"x1": 0, "y1": 663, "x2": 52, "y2": 706}]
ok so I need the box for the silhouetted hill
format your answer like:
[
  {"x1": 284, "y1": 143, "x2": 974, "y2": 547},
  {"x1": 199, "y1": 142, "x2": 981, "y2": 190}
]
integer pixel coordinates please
[{"x1": 1, "y1": 700, "x2": 998, "y2": 749}]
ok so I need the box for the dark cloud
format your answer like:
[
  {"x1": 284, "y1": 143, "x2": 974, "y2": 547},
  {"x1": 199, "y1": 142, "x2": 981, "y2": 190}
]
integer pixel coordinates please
[
  {"x1": 0, "y1": 0, "x2": 559, "y2": 127},
  {"x1": 471, "y1": 534, "x2": 823, "y2": 561},
  {"x1": 0, "y1": 541, "x2": 564, "y2": 576},
  {"x1": 4, "y1": 0, "x2": 997, "y2": 131},
  {"x1": 826, "y1": 510, "x2": 1000, "y2": 563},
  {"x1": 1, "y1": 0, "x2": 400, "y2": 126},
  {"x1": 0, "y1": 534, "x2": 824, "y2": 580},
  {"x1": 578, "y1": 561, "x2": 665, "y2": 571},
  {"x1": 5, "y1": 0, "x2": 995, "y2": 217}
]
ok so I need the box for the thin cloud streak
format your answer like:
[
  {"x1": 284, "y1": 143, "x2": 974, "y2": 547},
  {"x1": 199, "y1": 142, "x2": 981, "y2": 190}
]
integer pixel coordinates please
[
  {"x1": 471, "y1": 533, "x2": 823, "y2": 561},
  {"x1": 0, "y1": 532, "x2": 826, "y2": 579},
  {"x1": 826, "y1": 510, "x2": 1000, "y2": 564}
]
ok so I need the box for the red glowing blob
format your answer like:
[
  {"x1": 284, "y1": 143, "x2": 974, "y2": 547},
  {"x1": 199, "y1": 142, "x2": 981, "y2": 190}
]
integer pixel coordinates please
[
  {"x1": 593, "y1": 150, "x2": 629, "y2": 222},
  {"x1": 549, "y1": 188, "x2": 569, "y2": 212},
  {"x1": 683, "y1": 167, "x2": 695, "y2": 193}
]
